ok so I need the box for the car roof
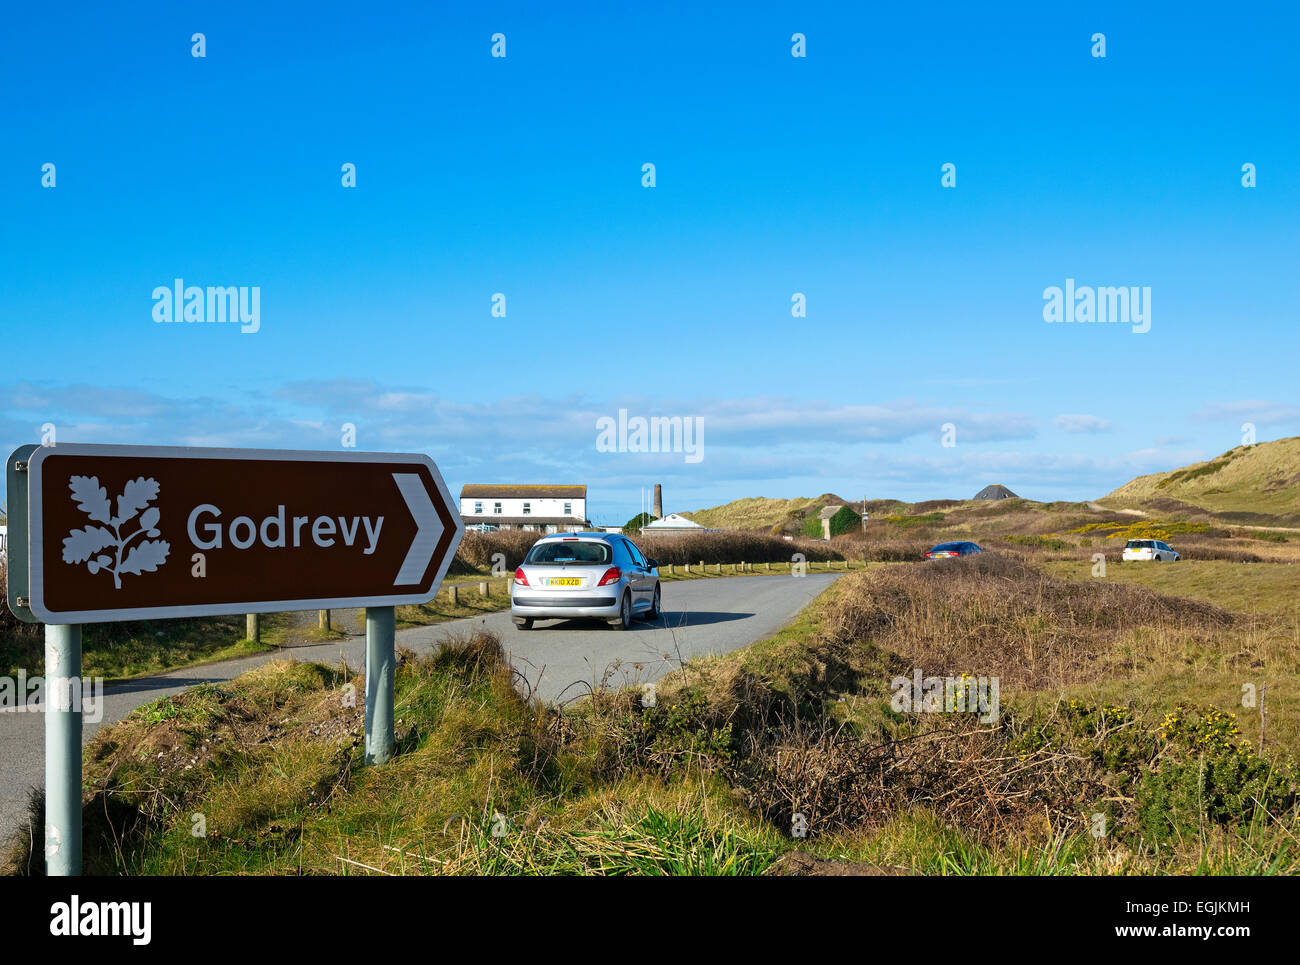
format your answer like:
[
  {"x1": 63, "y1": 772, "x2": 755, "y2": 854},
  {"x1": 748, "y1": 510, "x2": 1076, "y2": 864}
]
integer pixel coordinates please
[{"x1": 537, "y1": 531, "x2": 623, "y2": 542}]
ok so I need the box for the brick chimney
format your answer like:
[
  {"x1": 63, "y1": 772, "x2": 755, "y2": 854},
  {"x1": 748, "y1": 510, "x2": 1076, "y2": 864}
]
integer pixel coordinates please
[{"x1": 653, "y1": 483, "x2": 663, "y2": 519}]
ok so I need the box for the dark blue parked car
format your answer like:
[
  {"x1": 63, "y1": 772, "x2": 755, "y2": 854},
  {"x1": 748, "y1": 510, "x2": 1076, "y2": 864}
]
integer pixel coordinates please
[{"x1": 924, "y1": 541, "x2": 983, "y2": 559}]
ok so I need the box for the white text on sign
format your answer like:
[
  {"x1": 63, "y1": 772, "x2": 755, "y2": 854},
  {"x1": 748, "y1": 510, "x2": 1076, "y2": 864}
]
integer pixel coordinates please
[{"x1": 187, "y1": 505, "x2": 385, "y2": 555}]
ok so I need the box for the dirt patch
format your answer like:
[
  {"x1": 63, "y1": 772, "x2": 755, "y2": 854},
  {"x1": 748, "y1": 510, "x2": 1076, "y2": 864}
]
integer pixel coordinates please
[{"x1": 766, "y1": 849, "x2": 912, "y2": 876}]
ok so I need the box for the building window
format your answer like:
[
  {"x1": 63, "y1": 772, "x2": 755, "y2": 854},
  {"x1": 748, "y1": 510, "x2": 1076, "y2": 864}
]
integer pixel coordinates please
[
  {"x1": 563, "y1": 502, "x2": 572, "y2": 516},
  {"x1": 474, "y1": 502, "x2": 483, "y2": 514},
  {"x1": 494, "y1": 502, "x2": 502, "y2": 514},
  {"x1": 523, "y1": 502, "x2": 531, "y2": 515}
]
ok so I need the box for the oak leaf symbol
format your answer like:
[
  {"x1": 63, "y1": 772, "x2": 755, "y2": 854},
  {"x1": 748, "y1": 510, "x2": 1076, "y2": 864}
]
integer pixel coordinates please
[{"x1": 62, "y1": 475, "x2": 170, "y2": 589}]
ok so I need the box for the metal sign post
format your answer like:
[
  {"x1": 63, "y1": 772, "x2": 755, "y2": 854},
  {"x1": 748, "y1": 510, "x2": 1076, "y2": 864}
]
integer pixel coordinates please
[
  {"x1": 364, "y1": 606, "x2": 396, "y2": 765},
  {"x1": 44, "y1": 623, "x2": 82, "y2": 876},
  {"x1": 6, "y1": 443, "x2": 464, "y2": 875}
]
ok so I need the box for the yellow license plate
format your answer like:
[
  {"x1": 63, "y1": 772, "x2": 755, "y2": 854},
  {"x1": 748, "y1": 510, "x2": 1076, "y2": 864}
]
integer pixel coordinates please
[{"x1": 547, "y1": 578, "x2": 581, "y2": 587}]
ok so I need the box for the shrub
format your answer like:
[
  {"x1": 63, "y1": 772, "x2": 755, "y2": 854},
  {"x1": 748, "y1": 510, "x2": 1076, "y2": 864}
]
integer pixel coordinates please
[
  {"x1": 454, "y1": 529, "x2": 846, "y2": 571},
  {"x1": 1134, "y1": 707, "x2": 1296, "y2": 844},
  {"x1": 622, "y1": 512, "x2": 655, "y2": 535},
  {"x1": 831, "y1": 534, "x2": 932, "y2": 561},
  {"x1": 636, "y1": 532, "x2": 841, "y2": 566},
  {"x1": 0, "y1": 560, "x2": 41, "y2": 671},
  {"x1": 885, "y1": 512, "x2": 944, "y2": 528},
  {"x1": 454, "y1": 530, "x2": 541, "y2": 572},
  {"x1": 1000, "y1": 534, "x2": 1069, "y2": 551}
]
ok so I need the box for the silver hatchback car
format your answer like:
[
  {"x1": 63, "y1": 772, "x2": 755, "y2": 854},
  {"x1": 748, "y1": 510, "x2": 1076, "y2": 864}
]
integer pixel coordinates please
[{"x1": 510, "y1": 532, "x2": 661, "y2": 630}]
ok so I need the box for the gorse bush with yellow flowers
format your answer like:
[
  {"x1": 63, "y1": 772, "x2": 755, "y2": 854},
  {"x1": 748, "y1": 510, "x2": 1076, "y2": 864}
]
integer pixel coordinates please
[
  {"x1": 1066, "y1": 519, "x2": 1212, "y2": 542},
  {"x1": 1134, "y1": 706, "x2": 1295, "y2": 844},
  {"x1": 1002, "y1": 699, "x2": 1295, "y2": 848}
]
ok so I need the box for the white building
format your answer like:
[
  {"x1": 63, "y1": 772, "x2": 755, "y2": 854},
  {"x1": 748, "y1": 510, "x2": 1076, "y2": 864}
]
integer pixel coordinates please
[
  {"x1": 459, "y1": 485, "x2": 588, "y2": 533},
  {"x1": 639, "y1": 512, "x2": 707, "y2": 535}
]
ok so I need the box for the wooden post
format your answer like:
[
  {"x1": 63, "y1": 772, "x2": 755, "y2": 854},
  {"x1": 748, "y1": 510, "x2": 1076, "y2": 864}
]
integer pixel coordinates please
[
  {"x1": 319, "y1": 609, "x2": 330, "y2": 630},
  {"x1": 246, "y1": 613, "x2": 259, "y2": 642},
  {"x1": 479, "y1": 581, "x2": 489, "y2": 597},
  {"x1": 450, "y1": 584, "x2": 459, "y2": 605}
]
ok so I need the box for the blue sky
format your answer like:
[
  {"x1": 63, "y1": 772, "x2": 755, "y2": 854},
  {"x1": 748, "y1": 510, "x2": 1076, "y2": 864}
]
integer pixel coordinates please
[{"x1": 2, "y1": 2, "x2": 1297, "y2": 526}]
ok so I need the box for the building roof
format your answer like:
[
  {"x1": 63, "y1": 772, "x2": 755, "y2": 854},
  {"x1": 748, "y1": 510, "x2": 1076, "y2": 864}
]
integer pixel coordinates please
[
  {"x1": 640, "y1": 512, "x2": 706, "y2": 530},
  {"x1": 461, "y1": 484, "x2": 586, "y2": 499},
  {"x1": 974, "y1": 484, "x2": 1018, "y2": 500},
  {"x1": 818, "y1": 504, "x2": 851, "y2": 520}
]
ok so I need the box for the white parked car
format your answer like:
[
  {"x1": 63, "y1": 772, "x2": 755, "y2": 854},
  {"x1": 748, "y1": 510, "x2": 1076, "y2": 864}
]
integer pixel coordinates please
[
  {"x1": 510, "y1": 532, "x2": 661, "y2": 630},
  {"x1": 1122, "y1": 539, "x2": 1180, "y2": 562}
]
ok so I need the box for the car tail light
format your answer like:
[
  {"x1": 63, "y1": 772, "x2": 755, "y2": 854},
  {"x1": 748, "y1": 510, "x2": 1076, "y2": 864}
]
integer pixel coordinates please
[
  {"x1": 597, "y1": 566, "x2": 621, "y2": 586},
  {"x1": 513, "y1": 567, "x2": 529, "y2": 586}
]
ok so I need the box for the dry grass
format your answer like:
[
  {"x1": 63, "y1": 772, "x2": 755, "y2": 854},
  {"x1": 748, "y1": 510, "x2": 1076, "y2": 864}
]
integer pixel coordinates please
[{"x1": 818, "y1": 553, "x2": 1235, "y2": 691}]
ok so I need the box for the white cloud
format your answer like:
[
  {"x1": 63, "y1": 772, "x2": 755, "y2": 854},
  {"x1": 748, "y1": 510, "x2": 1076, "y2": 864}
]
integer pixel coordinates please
[
  {"x1": 1054, "y1": 413, "x2": 1112, "y2": 434},
  {"x1": 0, "y1": 378, "x2": 1217, "y2": 512},
  {"x1": 1192, "y1": 400, "x2": 1300, "y2": 427}
]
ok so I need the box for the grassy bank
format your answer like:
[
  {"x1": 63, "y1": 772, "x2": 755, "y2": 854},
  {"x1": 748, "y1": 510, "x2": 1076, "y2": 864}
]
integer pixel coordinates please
[{"x1": 6, "y1": 552, "x2": 1297, "y2": 876}]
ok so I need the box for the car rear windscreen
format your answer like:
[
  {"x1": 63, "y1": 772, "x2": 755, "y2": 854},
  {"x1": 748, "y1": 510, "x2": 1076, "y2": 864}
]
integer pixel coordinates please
[
  {"x1": 1126, "y1": 540, "x2": 1155, "y2": 548},
  {"x1": 525, "y1": 541, "x2": 612, "y2": 565}
]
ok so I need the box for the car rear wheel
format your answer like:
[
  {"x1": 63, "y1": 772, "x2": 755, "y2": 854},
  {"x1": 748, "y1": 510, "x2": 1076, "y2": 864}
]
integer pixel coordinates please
[
  {"x1": 609, "y1": 592, "x2": 632, "y2": 630},
  {"x1": 513, "y1": 617, "x2": 534, "y2": 630}
]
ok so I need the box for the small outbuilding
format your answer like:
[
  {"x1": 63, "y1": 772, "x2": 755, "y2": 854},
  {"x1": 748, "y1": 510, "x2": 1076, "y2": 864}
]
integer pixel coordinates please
[
  {"x1": 974, "y1": 484, "x2": 1018, "y2": 501},
  {"x1": 816, "y1": 504, "x2": 861, "y2": 539},
  {"x1": 639, "y1": 513, "x2": 707, "y2": 535}
]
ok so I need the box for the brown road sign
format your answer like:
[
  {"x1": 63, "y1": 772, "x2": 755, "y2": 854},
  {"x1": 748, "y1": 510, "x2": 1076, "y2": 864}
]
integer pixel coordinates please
[{"x1": 8, "y1": 444, "x2": 464, "y2": 624}]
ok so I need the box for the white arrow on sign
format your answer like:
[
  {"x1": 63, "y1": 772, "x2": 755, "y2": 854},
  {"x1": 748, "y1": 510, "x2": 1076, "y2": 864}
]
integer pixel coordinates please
[{"x1": 393, "y1": 472, "x2": 444, "y2": 585}]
